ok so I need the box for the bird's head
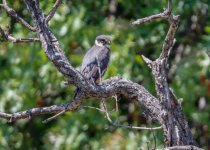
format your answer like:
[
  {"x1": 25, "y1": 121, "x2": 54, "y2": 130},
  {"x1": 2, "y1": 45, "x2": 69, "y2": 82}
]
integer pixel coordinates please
[{"x1": 95, "y1": 35, "x2": 111, "y2": 47}]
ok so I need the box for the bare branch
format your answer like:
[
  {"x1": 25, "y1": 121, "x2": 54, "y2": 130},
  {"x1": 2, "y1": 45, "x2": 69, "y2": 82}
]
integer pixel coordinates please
[
  {"x1": 133, "y1": 0, "x2": 197, "y2": 147},
  {"x1": 132, "y1": 11, "x2": 168, "y2": 25},
  {"x1": 4, "y1": 37, "x2": 39, "y2": 43},
  {"x1": 141, "y1": 55, "x2": 153, "y2": 68},
  {"x1": 83, "y1": 102, "x2": 162, "y2": 131},
  {"x1": 0, "y1": 77, "x2": 162, "y2": 124},
  {"x1": 80, "y1": 106, "x2": 106, "y2": 112},
  {"x1": 0, "y1": 27, "x2": 39, "y2": 42},
  {"x1": 0, "y1": 4, "x2": 36, "y2": 32},
  {"x1": 45, "y1": 0, "x2": 62, "y2": 23},
  {"x1": 0, "y1": 105, "x2": 66, "y2": 122},
  {"x1": 160, "y1": 15, "x2": 179, "y2": 59},
  {"x1": 0, "y1": 96, "x2": 83, "y2": 122},
  {"x1": 111, "y1": 123, "x2": 162, "y2": 131},
  {"x1": 168, "y1": 0, "x2": 172, "y2": 14},
  {"x1": 42, "y1": 109, "x2": 66, "y2": 124}
]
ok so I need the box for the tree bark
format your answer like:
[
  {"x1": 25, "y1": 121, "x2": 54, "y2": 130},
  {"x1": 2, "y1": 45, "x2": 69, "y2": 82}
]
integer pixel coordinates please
[{"x1": 0, "y1": 0, "x2": 201, "y2": 148}]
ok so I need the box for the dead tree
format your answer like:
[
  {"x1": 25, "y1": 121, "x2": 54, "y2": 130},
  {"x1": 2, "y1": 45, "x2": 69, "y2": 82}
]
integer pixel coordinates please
[{"x1": 0, "y1": 0, "x2": 203, "y2": 149}]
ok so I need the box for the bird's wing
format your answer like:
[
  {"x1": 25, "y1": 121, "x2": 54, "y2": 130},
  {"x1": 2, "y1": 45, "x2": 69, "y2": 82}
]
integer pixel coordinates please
[
  {"x1": 81, "y1": 59, "x2": 98, "y2": 80},
  {"x1": 81, "y1": 45, "x2": 102, "y2": 80}
]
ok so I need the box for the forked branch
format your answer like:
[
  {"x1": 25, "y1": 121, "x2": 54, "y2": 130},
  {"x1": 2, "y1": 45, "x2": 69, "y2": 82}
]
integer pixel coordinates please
[
  {"x1": 132, "y1": 0, "x2": 196, "y2": 147},
  {"x1": 0, "y1": 0, "x2": 199, "y2": 148}
]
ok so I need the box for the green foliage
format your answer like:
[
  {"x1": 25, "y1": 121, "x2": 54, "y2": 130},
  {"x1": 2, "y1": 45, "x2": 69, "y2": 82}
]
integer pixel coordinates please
[{"x1": 0, "y1": 0, "x2": 209, "y2": 149}]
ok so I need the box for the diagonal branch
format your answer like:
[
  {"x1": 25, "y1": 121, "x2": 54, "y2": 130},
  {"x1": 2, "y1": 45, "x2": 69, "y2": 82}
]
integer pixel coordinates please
[
  {"x1": 45, "y1": 0, "x2": 62, "y2": 23},
  {"x1": 24, "y1": 0, "x2": 87, "y2": 90},
  {"x1": 0, "y1": 4, "x2": 36, "y2": 32}
]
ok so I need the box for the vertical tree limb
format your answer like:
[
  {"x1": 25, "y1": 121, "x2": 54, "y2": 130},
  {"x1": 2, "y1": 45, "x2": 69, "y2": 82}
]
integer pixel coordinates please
[{"x1": 133, "y1": 0, "x2": 197, "y2": 146}]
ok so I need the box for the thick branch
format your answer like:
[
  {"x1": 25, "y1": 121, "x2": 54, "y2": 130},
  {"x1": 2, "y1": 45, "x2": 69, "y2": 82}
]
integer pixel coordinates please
[
  {"x1": 0, "y1": 4, "x2": 36, "y2": 32},
  {"x1": 24, "y1": 0, "x2": 89, "y2": 91},
  {"x1": 0, "y1": 77, "x2": 163, "y2": 124}
]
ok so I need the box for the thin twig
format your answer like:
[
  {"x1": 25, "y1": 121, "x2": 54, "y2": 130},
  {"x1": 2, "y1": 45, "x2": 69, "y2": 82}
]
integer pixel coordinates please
[
  {"x1": 80, "y1": 106, "x2": 106, "y2": 112},
  {"x1": 102, "y1": 98, "x2": 162, "y2": 130},
  {"x1": 45, "y1": 0, "x2": 62, "y2": 23},
  {"x1": 42, "y1": 94, "x2": 84, "y2": 124},
  {"x1": 83, "y1": 101, "x2": 162, "y2": 131},
  {"x1": 112, "y1": 123, "x2": 162, "y2": 130},
  {"x1": 0, "y1": 4, "x2": 36, "y2": 32},
  {"x1": 42, "y1": 109, "x2": 66, "y2": 124},
  {"x1": 102, "y1": 99, "x2": 112, "y2": 122}
]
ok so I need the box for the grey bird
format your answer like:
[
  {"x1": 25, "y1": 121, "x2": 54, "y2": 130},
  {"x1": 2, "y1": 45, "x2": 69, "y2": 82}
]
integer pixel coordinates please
[
  {"x1": 81, "y1": 35, "x2": 111, "y2": 83},
  {"x1": 74, "y1": 35, "x2": 111, "y2": 97}
]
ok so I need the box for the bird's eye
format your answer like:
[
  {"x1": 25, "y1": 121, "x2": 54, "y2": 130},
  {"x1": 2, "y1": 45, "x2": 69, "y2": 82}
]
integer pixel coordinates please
[{"x1": 101, "y1": 40, "x2": 105, "y2": 44}]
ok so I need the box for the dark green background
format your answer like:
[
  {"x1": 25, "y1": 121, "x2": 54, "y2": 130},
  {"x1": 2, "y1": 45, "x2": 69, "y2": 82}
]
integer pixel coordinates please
[{"x1": 0, "y1": 0, "x2": 209, "y2": 149}]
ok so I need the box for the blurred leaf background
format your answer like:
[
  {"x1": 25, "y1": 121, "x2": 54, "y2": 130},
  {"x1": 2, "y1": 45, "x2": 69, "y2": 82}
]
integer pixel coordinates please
[{"x1": 0, "y1": 0, "x2": 209, "y2": 149}]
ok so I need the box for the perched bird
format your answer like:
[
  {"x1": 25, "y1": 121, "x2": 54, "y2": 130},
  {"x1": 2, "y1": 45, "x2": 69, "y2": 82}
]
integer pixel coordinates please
[
  {"x1": 81, "y1": 35, "x2": 111, "y2": 83},
  {"x1": 74, "y1": 35, "x2": 111, "y2": 97}
]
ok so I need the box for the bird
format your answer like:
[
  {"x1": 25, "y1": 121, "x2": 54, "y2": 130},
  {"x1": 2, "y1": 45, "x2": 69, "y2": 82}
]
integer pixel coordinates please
[
  {"x1": 74, "y1": 35, "x2": 111, "y2": 98},
  {"x1": 81, "y1": 35, "x2": 111, "y2": 83}
]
